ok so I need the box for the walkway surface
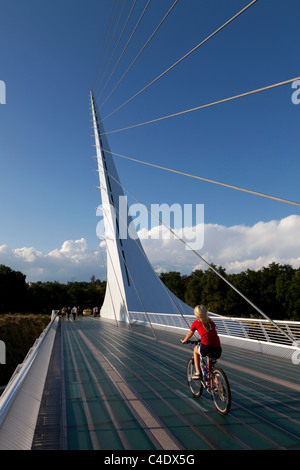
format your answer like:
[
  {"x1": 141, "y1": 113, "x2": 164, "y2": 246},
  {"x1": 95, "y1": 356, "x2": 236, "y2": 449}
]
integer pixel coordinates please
[{"x1": 34, "y1": 317, "x2": 300, "y2": 451}]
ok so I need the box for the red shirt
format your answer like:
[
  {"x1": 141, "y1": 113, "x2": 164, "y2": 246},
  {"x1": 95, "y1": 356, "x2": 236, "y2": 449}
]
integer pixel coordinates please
[{"x1": 190, "y1": 319, "x2": 220, "y2": 346}]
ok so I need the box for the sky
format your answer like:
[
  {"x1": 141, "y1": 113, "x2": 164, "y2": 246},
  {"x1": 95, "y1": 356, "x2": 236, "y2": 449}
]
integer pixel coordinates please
[{"x1": 0, "y1": 0, "x2": 299, "y2": 283}]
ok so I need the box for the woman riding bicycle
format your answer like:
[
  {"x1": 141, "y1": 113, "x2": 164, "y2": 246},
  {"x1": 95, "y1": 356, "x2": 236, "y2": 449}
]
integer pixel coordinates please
[{"x1": 181, "y1": 305, "x2": 222, "y2": 380}]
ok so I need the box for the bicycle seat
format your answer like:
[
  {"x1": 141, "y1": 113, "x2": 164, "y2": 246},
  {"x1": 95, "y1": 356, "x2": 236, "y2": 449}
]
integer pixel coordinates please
[{"x1": 206, "y1": 352, "x2": 218, "y2": 362}]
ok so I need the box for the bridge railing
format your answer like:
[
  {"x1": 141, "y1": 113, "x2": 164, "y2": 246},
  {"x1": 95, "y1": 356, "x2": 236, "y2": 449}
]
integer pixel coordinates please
[
  {"x1": 129, "y1": 311, "x2": 300, "y2": 361},
  {"x1": 212, "y1": 316, "x2": 300, "y2": 344},
  {"x1": 0, "y1": 311, "x2": 59, "y2": 450}
]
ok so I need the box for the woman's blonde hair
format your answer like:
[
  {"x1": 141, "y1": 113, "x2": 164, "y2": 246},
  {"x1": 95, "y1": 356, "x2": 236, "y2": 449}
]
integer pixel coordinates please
[{"x1": 194, "y1": 305, "x2": 211, "y2": 332}]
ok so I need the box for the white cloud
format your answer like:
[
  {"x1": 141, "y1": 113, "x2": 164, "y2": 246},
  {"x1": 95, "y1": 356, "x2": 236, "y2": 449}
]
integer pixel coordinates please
[
  {"x1": 14, "y1": 246, "x2": 43, "y2": 263},
  {"x1": 0, "y1": 215, "x2": 299, "y2": 282},
  {"x1": 48, "y1": 238, "x2": 88, "y2": 261},
  {"x1": 0, "y1": 239, "x2": 105, "y2": 283},
  {"x1": 139, "y1": 214, "x2": 300, "y2": 274}
]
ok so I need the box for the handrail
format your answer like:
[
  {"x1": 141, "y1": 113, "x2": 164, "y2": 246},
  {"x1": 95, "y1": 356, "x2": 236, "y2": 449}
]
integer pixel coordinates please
[
  {"x1": 211, "y1": 316, "x2": 300, "y2": 345},
  {"x1": 0, "y1": 311, "x2": 59, "y2": 428},
  {"x1": 128, "y1": 311, "x2": 300, "y2": 360}
]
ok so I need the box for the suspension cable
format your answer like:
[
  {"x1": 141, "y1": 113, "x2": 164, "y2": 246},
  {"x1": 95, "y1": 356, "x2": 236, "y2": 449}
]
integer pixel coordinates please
[
  {"x1": 95, "y1": 0, "x2": 151, "y2": 103},
  {"x1": 94, "y1": 0, "x2": 121, "y2": 90},
  {"x1": 94, "y1": 0, "x2": 128, "y2": 97},
  {"x1": 92, "y1": 0, "x2": 117, "y2": 89},
  {"x1": 98, "y1": 0, "x2": 179, "y2": 110},
  {"x1": 102, "y1": 166, "x2": 296, "y2": 343},
  {"x1": 96, "y1": 147, "x2": 300, "y2": 207},
  {"x1": 100, "y1": 76, "x2": 300, "y2": 134},
  {"x1": 100, "y1": 0, "x2": 258, "y2": 122}
]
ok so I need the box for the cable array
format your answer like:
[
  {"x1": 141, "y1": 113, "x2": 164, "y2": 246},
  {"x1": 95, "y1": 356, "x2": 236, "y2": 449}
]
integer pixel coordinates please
[
  {"x1": 99, "y1": 0, "x2": 258, "y2": 122},
  {"x1": 92, "y1": 0, "x2": 118, "y2": 90},
  {"x1": 101, "y1": 76, "x2": 300, "y2": 134},
  {"x1": 94, "y1": 0, "x2": 151, "y2": 102},
  {"x1": 97, "y1": 0, "x2": 179, "y2": 111},
  {"x1": 92, "y1": 0, "x2": 120, "y2": 91},
  {"x1": 96, "y1": 159, "x2": 295, "y2": 343},
  {"x1": 94, "y1": 0, "x2": 129, "y2": 97},
  {"x1": 90, "y1": 1, "x2": 298, "y2": 339},
  {"x1": 95, "y1": 146, "x2": 300, "y2": 207},
  {"x1": 94, "y1": 0, "x2": 138, "y2": 97}
]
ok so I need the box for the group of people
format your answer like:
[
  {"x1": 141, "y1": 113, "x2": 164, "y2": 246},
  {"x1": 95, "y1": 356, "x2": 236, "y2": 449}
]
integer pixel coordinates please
[
  {"x1": 60, "y1": 306, "x2": 80, "y2": 321},
  {"x1": 60, "y1": 306, "x2": 101, "y2": 320}
]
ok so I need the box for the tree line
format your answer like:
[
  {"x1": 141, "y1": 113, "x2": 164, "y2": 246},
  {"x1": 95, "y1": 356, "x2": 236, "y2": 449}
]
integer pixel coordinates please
[
  {"x1": 0, "y1": 262, "x2": 299, "y2": 321},
  {"x1": 160, "y1": 263, "x2": 300, "y2": 321},
  {"x1": 0, "y1": 265, "x2": 106, "y2": 315}
]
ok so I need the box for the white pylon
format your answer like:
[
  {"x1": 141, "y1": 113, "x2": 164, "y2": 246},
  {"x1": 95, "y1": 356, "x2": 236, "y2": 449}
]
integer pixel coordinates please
[{"x1": 90, "y1": 91, "x2": 194, "y2": 324}]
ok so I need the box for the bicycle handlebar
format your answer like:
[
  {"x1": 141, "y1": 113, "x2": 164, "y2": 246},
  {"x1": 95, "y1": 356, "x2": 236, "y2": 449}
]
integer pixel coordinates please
[{"x1": 181, "y1": 340, "x2": 199, "y2": 345}]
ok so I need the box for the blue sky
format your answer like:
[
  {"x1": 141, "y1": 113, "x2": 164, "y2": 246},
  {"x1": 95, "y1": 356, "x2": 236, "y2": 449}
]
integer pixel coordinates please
[{"x1": 0, "y1": 0, "x2": 299, "y2": 282}]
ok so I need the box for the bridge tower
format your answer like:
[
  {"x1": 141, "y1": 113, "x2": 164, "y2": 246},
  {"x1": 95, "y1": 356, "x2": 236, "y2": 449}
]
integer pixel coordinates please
[{"x1": 90, "y1": 91, "x2": 193, "y2": 324}]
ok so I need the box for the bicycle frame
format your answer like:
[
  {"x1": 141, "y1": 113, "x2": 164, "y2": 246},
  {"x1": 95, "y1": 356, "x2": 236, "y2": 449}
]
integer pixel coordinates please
[
  {"x1": 185, "y1": 340, "x2": 216, "y2": 390},
  {"x1": 184, "y1": 340, "x2": 231, "y2": 415},
  {"x1": 200, "y1": 355, "x2": 217, "y2": 392}
]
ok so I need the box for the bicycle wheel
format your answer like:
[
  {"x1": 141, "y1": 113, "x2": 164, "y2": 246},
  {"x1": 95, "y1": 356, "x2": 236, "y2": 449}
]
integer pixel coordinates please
[
  {"x1": 210, "y1": 367, "x2": 231, "y2": 415},
  {"x1": 186, "y1": 358, "x2": 203, "y2": 398}
]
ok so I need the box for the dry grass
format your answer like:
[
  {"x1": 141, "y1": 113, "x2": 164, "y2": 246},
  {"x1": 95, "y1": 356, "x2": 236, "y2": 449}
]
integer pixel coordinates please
[{"x1": 0, "y1": 314, "x2": 50, "y2": 386}]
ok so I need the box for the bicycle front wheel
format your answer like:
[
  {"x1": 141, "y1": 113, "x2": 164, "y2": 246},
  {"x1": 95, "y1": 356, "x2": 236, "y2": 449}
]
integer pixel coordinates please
[
  {"x1": 211, "y1": 367, "x2": 231, "y2": 415},
  {"x1": 186, "y1": 358, "x2": 203, "y2": 398}
]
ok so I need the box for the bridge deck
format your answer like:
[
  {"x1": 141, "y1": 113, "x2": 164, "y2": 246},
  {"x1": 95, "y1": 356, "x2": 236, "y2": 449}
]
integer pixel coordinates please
[{"x1": 33, "y1": 317, "x2": 300, "y2": 451}]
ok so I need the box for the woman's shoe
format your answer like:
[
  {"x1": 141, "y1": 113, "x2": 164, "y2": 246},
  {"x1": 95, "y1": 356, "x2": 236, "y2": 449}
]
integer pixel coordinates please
[{"x1": 192, "y1": 372, "x2": 201, "y2": 380}]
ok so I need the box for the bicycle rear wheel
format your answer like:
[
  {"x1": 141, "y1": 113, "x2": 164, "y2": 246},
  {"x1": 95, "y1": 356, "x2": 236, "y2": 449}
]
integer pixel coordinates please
[
  {"x1": 210, "y1": 367, "x2": 231, "y2": 415},
  {"x1": 186, "y1": 358, "x2": 203, "y2": 398}
]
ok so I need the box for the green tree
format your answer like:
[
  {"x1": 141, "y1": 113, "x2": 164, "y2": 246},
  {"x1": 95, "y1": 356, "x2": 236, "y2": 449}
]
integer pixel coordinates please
[
  {"x1": 160, "y1": 271, "x2": 186, "y2": 301},
  {"x1": 226, "y1": 269, "x2": 262, "y2": 318},
  {"x1": 199, "y1": 266, "x2": 229, "y2": 314},
  {"x1": 285, "y1": 269, "x2": 300, "y2": 320},
  {"x1": 0, "y1": 265, "x2": 27, "y2": 314},
  {"x1": 184, "y1": 269, "x2": 205, "y2": 307}
]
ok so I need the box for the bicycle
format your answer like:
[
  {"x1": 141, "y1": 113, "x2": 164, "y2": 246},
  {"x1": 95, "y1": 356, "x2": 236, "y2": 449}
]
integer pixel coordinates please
[{"x1": 184, "y1": 340, "x2": 231, "y2": 415}]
